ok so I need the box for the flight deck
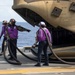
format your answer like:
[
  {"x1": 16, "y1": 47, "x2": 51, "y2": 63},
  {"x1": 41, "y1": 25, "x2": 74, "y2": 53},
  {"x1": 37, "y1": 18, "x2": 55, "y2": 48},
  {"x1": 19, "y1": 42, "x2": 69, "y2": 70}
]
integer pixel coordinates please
[{"x1": 0, "y1": 48, "x2": 75, "y2": 75}]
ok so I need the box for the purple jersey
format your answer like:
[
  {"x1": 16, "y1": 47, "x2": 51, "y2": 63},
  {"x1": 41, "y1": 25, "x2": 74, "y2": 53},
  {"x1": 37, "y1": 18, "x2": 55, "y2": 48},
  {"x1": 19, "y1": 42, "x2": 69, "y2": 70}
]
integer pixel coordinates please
[
  {"x1": 7, "y1": 26, "x2": 18, "y2": 39},
  {"x1": 0, "y1": 25, "x2": 7, "y2": 37},
  {"x1": 37, "y1": 28, "x2": 52, "y2": 43}
]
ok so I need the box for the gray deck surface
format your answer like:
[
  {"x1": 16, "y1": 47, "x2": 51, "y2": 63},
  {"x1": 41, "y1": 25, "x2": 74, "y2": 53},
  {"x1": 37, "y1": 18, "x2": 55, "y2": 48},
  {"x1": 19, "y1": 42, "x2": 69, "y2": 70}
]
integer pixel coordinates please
[{"x1": 0, "y1": 50, "x2": 75, "y2": 75}]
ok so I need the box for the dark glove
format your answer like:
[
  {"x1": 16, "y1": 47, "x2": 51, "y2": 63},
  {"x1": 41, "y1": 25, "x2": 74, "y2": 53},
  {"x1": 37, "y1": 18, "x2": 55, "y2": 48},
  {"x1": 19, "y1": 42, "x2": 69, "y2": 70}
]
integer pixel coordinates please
[
  {"x1": 27, "y1": 30, "x2": 31, "y2": 32},
  {"x1": 32, "y1": 45, "x2": 36, "y2": 48},
  {"x1": 0, "y1": 36, "x2": 1, "y2": 39},
  {"x1": 32, "y1": 43, "x2": 37, "y2": 48}
]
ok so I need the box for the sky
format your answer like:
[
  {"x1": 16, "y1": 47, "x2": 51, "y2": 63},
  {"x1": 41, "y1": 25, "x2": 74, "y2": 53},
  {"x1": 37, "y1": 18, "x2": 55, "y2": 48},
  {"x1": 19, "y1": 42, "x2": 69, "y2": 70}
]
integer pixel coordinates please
[{"x1": 0, "y1": 0, "x2": 25, "y2": 22}]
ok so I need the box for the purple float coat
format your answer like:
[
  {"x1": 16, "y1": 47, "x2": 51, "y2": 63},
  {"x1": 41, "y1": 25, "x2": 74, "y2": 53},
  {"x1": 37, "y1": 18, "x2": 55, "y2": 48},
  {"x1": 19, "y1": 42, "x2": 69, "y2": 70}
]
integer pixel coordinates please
[
  {"x1": 37, "y1": 28, "x2": 52, "y2": 43},
  {"x1": 0, "y1": 25, "x2": 7, "y2": 37},
  {"x1": 7, "y1": 26, "x2": 18, "y2": 39}
]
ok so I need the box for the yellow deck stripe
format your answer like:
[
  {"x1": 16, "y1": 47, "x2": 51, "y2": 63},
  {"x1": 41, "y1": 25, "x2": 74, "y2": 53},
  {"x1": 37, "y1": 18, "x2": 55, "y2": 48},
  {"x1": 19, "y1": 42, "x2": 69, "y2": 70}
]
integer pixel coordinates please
[{"x1": 0, "y1": 67, "x2": 75, "y2": 74}]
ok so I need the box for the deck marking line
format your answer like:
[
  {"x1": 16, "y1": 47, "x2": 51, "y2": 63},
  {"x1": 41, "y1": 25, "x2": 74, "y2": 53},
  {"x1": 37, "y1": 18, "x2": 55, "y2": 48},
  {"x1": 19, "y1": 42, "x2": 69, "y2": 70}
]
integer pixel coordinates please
[{"x1": 0, "y1": 67, "x2": 75, "y2": 74}]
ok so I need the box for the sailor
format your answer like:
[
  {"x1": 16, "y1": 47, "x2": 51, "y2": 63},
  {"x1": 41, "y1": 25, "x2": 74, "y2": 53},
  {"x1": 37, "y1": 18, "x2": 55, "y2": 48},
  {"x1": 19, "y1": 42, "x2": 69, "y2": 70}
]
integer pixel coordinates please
[
  {"x1": 0, "y1": 20, "x2": 8, "y2": 55},
  {"x1": 7, "y1": 19, "x2": 18, "y2": 60},
  {"x1": 34, "y1": 21, "x2": 52, "y2": 66}
]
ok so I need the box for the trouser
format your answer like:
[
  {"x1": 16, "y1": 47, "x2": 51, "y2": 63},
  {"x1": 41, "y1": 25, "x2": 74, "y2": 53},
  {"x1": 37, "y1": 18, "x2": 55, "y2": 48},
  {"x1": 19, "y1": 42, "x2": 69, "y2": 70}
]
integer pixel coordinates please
[
  {"x1": 2, "y1": 37, "x2": 7, "y2": 52},
  {"x1": 9, "y1": 39, "x2": 17, "y2": 59},
  {"x1": 37, "y1": 40, "x2": 49, "y2": 64}
]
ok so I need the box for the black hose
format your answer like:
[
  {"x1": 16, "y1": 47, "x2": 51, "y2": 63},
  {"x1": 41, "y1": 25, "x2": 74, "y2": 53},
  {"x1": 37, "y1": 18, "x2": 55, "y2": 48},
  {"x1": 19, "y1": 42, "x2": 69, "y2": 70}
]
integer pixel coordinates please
[
  {"x1": 4, "y1": 25, "x2": 75, "y2": 65},
  {"x1": 42, "y1": 28, "x2": 75, "y2": 65},
  {"x1": 10, "y1": 41, "x2": 37, "y2": 61},
  {"x1": 3, "y1": 25, "x2": 34, "y2": 65},
  {"x1": 6, "y1": 33, "x2": 75, "y2": 65},
  {"x1": 11, "y1": 41, "x2": 51, "y2": 62},
  {"x1": 4, "y1": 39, "x2": 38, "y2": 65},
  {"x1": 4, "y1": 40, "x2": 21, "y2": 65},
  {"x1": 5, "y1": 35, "x2": 75, "y2": 65},
  {"x1": 31, "y1": 48, "x2": 38, "y2": 56}
]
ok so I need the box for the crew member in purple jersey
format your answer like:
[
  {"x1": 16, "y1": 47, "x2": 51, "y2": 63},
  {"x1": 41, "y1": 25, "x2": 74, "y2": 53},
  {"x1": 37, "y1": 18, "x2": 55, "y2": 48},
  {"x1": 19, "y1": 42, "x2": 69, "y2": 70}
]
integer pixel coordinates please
[
  {"x1": 7, "y1": 19, "x2": 18, "y2": 60},
  {"x1": 0, "y1": 20, "x2": 8, "y2": 55},
  {"x1": 34, "y1": 21, "x2": 52, "y2": 67}
]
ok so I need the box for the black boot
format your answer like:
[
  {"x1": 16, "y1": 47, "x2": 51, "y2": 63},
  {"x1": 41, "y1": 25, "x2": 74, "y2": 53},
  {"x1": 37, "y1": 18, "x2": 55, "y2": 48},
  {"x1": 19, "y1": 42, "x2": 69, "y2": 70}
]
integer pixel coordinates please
[{"x1": 34, "y1": 63, "x2": 41, "y2": 67}]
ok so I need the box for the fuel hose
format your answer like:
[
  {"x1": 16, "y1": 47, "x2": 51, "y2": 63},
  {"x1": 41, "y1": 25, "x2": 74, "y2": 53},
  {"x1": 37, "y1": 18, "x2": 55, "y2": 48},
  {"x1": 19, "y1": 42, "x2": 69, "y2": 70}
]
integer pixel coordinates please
[
  {"x1": 3, "y1": 26, "x2": 38, "y2": 65},
  {"x1": 9, "y1": 41, "x2": 47, "y2": 62},
  {"x1": 42, "y1": 28, "x2": 75, "y2": 65},
  {"x1": 10, "y1": 40, "x2": 37, "y2": 61},
  {"x1": 3, "y1": 25, "x2": 75, "y2": 65},
  {"x1": 3, "y1": 40, "x2": 21, "y2": 65}
]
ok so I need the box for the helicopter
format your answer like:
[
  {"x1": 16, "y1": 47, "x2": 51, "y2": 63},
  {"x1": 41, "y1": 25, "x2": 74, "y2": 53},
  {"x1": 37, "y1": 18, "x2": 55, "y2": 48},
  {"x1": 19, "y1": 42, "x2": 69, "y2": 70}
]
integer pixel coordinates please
[{"x1": 12, "y1": 0, "x2": 75, "y2": 59}]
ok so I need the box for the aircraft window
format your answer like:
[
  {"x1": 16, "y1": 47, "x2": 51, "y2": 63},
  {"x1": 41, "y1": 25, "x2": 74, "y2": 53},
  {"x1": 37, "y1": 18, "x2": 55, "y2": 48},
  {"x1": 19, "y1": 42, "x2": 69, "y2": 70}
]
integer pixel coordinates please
[
  {"x1": 69, "y1": 2, "x2": 75, "y2": 12},
  {"x1": 51, "y1": 7, "x2": 62, "y2": 17}
]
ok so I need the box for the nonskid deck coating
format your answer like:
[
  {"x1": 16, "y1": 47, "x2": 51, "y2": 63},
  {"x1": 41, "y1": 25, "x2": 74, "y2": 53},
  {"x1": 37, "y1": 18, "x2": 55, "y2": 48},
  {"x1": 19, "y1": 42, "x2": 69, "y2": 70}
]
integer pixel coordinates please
[
  {"x1": 0, "y1": 66, "x2": 75, "y2": 74},
  {"x1": 0, "y1": 47, "x2": 75, "y2": 75}
]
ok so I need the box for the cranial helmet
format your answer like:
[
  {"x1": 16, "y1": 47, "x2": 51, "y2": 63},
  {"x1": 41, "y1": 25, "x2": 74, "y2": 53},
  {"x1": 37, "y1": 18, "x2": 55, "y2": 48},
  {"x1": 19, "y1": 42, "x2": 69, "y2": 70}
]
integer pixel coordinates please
[
  {"x1": 2, "y1": 20, "x2": 7, "y2": 24},
  {"x1": 10, "y1": 18, "x2": 16, "y2": 24},
  {"x1": 39, "y1": 21, "x2": 46, "y2": 27}
]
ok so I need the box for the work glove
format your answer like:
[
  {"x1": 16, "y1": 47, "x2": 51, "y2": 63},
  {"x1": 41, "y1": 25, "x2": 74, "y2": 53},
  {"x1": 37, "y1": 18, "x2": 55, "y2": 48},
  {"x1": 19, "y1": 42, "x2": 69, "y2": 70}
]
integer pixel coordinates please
[
  {"x1": 0, "y1": 36, "x2": 1, "y2": 39},
  {"x1": 27, "y1": 30, "x2": 31, "y2": 32}
]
